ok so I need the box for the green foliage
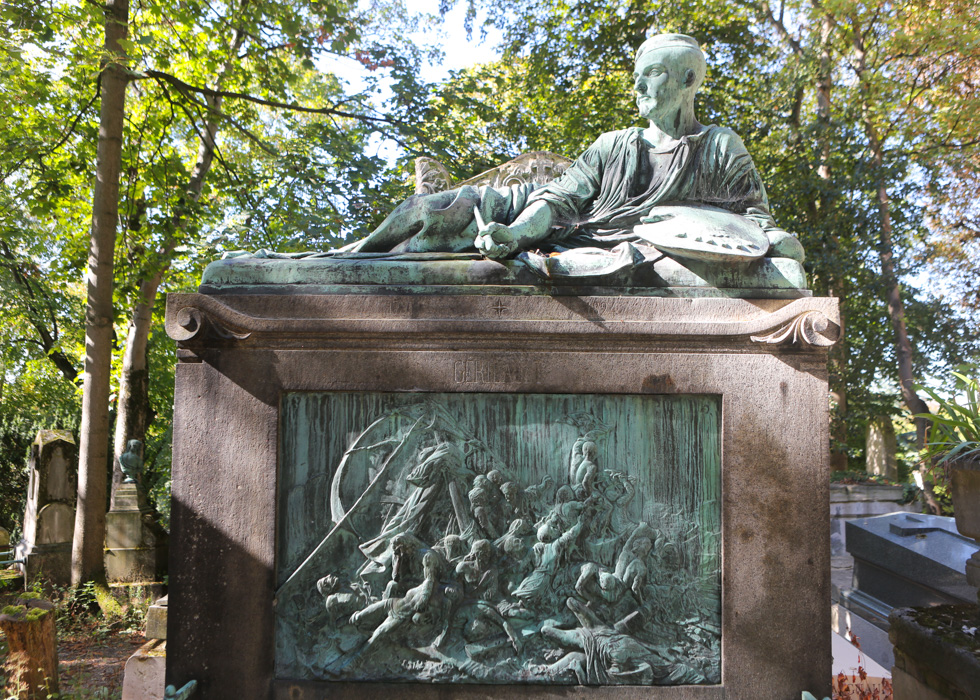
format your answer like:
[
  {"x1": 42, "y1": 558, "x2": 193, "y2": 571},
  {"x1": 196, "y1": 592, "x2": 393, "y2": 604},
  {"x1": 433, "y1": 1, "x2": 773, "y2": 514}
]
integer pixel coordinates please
[
  {"x1": 0, "y1": 361, "x2": 80, "y2": 531},
  {"x1": 916, "y1": 369, "x2": 980, "y2": 469},
  {"x1": 54, "y1": 581, "x2": 147, "y2": 641},
  {"x1": 2, "y1": 0, "x2": 978, "y2": 529},
  {"x1": 1, "y1": 0, "x2": 443, "y2": 533},
  {"x1": 427, "y1": 0, "x2": 980, "y2": 463}
]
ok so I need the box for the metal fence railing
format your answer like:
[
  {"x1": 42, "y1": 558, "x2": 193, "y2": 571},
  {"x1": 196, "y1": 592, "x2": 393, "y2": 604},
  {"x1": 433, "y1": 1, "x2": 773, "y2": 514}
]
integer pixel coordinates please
[{"x1": 0, "y1": 543, "x2": 25, "y2": 586}]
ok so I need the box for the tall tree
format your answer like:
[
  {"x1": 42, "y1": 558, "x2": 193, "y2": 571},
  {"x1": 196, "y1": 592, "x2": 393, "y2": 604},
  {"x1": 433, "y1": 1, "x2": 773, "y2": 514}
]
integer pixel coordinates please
[
  {"x1": 106, "y1": 0, "x2": 433, "y2": 496},
  {"x1": 72, "y1": 0, "x2": 129, "y2": 586}
]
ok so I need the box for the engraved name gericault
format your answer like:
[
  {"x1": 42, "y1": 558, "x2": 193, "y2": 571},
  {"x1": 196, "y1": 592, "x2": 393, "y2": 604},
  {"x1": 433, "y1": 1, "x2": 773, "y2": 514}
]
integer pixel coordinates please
[
  {"x1": 275, "y1": 393, "x2": 721, "y2": 685},
  {"x1": 453, "y1": 358, "x2": 527, "y2": 384}
]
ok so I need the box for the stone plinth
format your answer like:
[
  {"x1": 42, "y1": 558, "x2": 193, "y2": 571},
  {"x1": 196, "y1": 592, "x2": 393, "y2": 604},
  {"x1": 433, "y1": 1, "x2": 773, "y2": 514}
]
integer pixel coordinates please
[
  {"x1": 122, "y1": 639, "x2": 166, "y2": 700},
  {"x1": 165, "y1": 290, "x2": 837, "y2": 698},
  {"x1": 146, "y1": 595, "x2": 168, "y2": 641},
  {"x1": 105, "y1": 483, "x2": 168, "y2": 583},
  {"x1": 889, "y1": 605, "x2": 980, "y2": 700},
  {"x1": 15, "y1": 430, "x2": 76, "y2": 586}
]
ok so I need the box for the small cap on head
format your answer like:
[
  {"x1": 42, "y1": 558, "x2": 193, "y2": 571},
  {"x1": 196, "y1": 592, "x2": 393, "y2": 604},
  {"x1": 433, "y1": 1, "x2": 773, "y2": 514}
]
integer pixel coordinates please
[{"x1": 635, "y1": 33, "x2": 702, "y2": 61}]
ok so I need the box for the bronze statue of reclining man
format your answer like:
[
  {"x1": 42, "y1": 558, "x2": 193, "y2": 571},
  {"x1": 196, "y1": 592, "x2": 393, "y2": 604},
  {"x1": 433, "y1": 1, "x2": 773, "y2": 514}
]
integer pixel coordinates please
[{"x1": 341, "y1": 33, "x2": 804, "y2": 268}]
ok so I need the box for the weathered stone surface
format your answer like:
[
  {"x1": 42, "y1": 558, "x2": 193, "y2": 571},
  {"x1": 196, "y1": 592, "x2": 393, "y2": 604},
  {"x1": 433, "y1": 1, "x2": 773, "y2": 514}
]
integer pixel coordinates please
[
  {"x1": 865, "y1": 416, "x2": 898, "y2": 480},
  {"x1": 34, "y1": 503, "x2": 74, "y2": 545},
  {"x1": 165, "y1": 292, "x2": 836, "y2": 698},
  {"x1": 105, "y1": 547, "x2": 168, "y2": 584},
  {"x1": 889, "y1": 605, "x2": 980, "y2": 700},
  {"x1": 951, "y1": 462, "x2": 980, "y2": 597},
  {"x1": 105, "y1": 483, "x2": 168, "y2": 584},
  {"x1": 15, "y1": 431, "x2": 77, "y2": 586},
  {"x1": 106, "y1": 510, "x2": 151, "y2": 550},
  {"x1": 891, "y1": 667, "x2": 949, "y2": 700},
  {"x1": 122, "y1": 639, "x2": 166, "y2": 700},
  {"x1": 145, "y1": 596, "x2": 168, "y2": 641}
]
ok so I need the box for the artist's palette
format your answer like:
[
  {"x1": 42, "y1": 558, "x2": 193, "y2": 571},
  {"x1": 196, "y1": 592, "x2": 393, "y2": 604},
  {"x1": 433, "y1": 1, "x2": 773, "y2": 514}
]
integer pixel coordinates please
[{"x1": 633, "y1": 204, "x2": 770, "y2": 262}]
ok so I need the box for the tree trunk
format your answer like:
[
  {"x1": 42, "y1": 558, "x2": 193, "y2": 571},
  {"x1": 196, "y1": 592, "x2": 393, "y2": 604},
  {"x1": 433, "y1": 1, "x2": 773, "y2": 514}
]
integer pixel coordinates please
[
  {"x1": 871, "y1": 174, "x2": 931, "y2": 434},
  {"x1": 814, "y1": 12, "x2": 850, "y2": 471},
  {"x1": 871, "y1": 171, "x2": 941, "y2": 514},
  {"x1": 850, "y1": 23, "x2": 938, "y2": 510},
  {"x1": 111, "y1": 28, "x2": 241, "y2": 501},
  {"x1": 0, "y1": 597, "x2": 58, "y2": 700},
  {"x1": 72, "y1": 0, "x2": 129, "y2": 586}
]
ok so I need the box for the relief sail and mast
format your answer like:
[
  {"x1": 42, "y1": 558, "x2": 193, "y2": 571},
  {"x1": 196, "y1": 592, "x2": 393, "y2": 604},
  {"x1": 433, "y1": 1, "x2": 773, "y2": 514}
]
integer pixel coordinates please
[{"x1": 275, "y1": 392, "x2": 721, "y2": 685}]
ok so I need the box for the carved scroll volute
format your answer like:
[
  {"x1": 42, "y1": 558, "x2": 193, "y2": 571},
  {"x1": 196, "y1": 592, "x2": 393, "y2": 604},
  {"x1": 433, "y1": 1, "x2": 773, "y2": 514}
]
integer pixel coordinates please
[
  {"x1": 750, "y1": 310, "x2": 839, "y2": 348},
  {"x1": 169, "y1": 305, "x2": 250, "y2": 343},
  {"x1": 414, "y1": 157, "x2": 454, "y2": 194}
]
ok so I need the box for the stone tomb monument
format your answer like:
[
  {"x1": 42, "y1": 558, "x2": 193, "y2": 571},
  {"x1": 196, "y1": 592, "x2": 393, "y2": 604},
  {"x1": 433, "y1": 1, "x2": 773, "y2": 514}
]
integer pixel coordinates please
[
  {"x1": 16, "y1": 430, "x2": 77, "y2": 585},
  {"x1": 105, "y1": 439, "x2": 169, "y2": 583},
  {"x1": 165, "y1": 34, "x2": 836, "y2": 698}
]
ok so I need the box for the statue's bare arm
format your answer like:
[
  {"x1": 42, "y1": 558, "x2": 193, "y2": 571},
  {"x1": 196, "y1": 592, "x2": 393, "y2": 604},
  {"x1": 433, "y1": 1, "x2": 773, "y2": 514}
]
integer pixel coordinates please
[{"x1": 475, "y1": 200, "x2": 555, "y2": 260}]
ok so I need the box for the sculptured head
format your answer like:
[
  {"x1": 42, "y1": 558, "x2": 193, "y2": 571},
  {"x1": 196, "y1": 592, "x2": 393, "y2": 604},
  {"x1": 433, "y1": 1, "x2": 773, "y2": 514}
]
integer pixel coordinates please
[
  {"x1": 581, "y1": 441, "x2": 597, "y2": 460},
  {"x1": 633, "y1": 33, "x2": 706, "y2": 122},
  {"x1": 537, "y1": 522, "x2": 557, "y2": 543}
]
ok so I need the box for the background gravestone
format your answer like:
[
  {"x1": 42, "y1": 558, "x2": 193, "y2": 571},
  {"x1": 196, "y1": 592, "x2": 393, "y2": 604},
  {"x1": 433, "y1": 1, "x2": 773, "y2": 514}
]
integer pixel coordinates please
[
  {"x1": 105, "y1": 441, "x2": 169, "y2": 584},
  {"x1": 865, "y1": 416, "x2": 898, "y2": 480},
  {"x1": 15, "y1": 430, "x2": 77, "y2": 586},
  {"x1": 105, "y1": 483, "x2": 169, "y2": 583}
]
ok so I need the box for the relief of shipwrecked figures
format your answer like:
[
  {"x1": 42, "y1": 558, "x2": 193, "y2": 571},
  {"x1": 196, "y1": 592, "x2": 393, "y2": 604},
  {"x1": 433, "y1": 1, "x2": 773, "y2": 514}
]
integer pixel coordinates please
[
  {"x1": 341, "y1": 550, "x2": 454, "y2": 672},
  {"x1": 451, "y1": 539, "x2": 524, "y2": 654},
  {"x1": 284, "y1": 400, "x2": 720, "y2": 685},
  {"x1": 574, "y1": 521, "x2": 656, "y2": 622},
  {"x1": 539, "y1": 598, "x2": 706, "y2": 684},
  {"x1": 510, "y1": 511, "x2": 587, "y2": 614},
  {"x1": 359, "y1": 442, "x2": 471, "y2": 573}
]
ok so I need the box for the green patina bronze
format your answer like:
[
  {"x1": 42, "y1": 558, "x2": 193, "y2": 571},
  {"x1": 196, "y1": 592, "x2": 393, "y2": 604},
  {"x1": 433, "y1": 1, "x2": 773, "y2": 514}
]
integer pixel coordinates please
[
  {"x1": 201, "y1": 252, "x2": 808, "y2": 297},
  {"x1": 274, "y1": 392, "x2": 721, "y2": 685},
  {"x1": 119, "y1": 438, "x2": 143, "y2": 484},
  {"x1": 216, "y1": 33, "x2": 807, "y2": 292}
]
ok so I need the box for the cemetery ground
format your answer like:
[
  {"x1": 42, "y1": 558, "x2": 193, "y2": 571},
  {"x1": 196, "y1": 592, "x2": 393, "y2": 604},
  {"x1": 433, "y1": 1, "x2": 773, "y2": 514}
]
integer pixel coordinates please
[{"x1": 0, "y1": 583, "x2": 146, "y2": 698}]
